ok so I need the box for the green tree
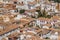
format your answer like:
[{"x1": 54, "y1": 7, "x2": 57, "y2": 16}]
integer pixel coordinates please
[
  {"x1": 47, "y1": 15, "x2": 51, "y2": 18},
  {"x1": 36, "y1": 7, "x2": 52, "y2": 18},
  {"x1": 42, "y1": 9, "x2": 47, "y2": 17},
  {"x1": 19, "y1": 9, "x2": 25, "y2": 14}
]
